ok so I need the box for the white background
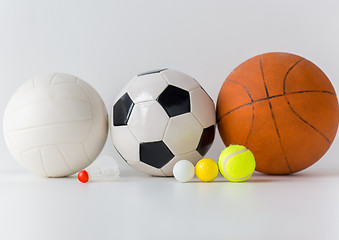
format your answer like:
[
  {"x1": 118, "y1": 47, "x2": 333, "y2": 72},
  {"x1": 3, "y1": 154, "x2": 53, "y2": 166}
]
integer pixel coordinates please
[{"x1": 0, "y1": 1, "x2": 339, "y2": 239}]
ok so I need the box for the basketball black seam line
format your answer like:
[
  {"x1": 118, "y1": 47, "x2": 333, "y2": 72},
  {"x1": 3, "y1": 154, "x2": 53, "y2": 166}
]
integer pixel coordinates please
[
  {"x1": 217, "y1": 90, "x2": 336, "y2": 122},
  {"x1": 260, "y1": 56, "x2": 271, "y2": 99},
  {"x1": 282, "y1": 58, "x2": 332, "y2": 144},
  {"x1": 260, "y1": 55, "x2": 292, "y2": 173},
  {"x1": 286, "y1": 102, "x2": 331, "y2": 143},
  {"x1": 246, "y1": 105, "x2": 255, "y2": 145},
  {"x1": 282, "y1": 58, "x2": 305, "y2": 94},
  {"x1": 227, "y1": 79, "x2": 254, "y2": 101},
  {"x1": 227, "y1": 79, "x2": 255, "y2": 145}
]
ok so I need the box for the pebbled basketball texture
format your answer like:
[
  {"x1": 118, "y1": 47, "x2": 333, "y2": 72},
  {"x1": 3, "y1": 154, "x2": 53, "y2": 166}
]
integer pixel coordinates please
[{"x1": 217, "y1": 52, "x2": 339, "y2": 175}]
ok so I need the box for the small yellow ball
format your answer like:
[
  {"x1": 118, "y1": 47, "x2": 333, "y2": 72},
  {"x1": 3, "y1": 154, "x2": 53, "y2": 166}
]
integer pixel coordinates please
[{"x1": 195, "y1": 158, "x2": 219, "y2": 182}]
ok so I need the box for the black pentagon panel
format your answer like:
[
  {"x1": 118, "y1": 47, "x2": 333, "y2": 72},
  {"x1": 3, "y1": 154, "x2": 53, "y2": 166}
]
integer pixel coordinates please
[
  {"x1": 138, "y1": 68, "x2": 168, "y2": 76},
  {"x1": 157, "y1": 85, "x2": 190, "y2": 117},
  {"x1": 196, "y1": 125, "x2": 215, "y2": 156},
  {"x1": 113, "y1": 93, "x2": 134, "y2": 126},
  {"x1": 140, "y1": 141, "x2": 174, "y2": 168}
]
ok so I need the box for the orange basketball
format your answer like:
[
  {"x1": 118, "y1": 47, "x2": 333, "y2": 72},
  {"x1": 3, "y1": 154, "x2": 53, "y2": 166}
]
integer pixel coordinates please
[{"x1": 217, "y1": 52, "x2": 339, "y2": 174}]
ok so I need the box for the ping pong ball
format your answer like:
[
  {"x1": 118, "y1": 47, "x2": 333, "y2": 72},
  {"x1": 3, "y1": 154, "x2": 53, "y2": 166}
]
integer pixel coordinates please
[{"x1": 173, "y1": 160, "x2": 195, "y2": 183}]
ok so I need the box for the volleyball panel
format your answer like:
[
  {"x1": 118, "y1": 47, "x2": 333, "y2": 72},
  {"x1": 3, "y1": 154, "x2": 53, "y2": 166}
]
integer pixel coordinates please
[{"x1": 77, "y1": 79, "x2": 108, "y2": 161}]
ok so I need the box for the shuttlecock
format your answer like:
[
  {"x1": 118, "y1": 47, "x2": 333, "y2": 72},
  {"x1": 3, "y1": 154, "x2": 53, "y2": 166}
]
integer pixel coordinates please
[{"x1": 77, "y1": 155, "x2": 120, "y2": 183}]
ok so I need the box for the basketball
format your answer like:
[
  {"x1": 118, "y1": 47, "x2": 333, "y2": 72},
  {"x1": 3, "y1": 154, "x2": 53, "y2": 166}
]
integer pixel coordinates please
[{"x1": 217, "y1": 52, "x2": 339, "y2": 174}]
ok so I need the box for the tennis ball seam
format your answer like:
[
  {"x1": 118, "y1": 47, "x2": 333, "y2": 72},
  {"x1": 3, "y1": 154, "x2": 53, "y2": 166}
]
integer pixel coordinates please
[{"x1": 222, "y1": 148, "x2": 248, "y2": 173}]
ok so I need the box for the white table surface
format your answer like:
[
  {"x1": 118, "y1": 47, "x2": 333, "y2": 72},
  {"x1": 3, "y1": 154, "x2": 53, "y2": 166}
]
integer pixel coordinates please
[{"x1": 0, "y1": 165, "x2": 338, "y2": 240}]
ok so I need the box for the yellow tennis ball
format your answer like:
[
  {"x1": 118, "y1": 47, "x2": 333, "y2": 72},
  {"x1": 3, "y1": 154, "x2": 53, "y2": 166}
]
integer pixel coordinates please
[
  {"x1": 195, "y1": 158, "x2": 219, "y2": 182},
  {"x1": 218, "y1": 145, "x2": 256, "y2": 182}
]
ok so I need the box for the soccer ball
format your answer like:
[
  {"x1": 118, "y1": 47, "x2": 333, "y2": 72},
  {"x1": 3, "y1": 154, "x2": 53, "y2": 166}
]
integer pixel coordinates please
[
  {"x1": 110, "y1": 69, "x2": 215, "y2": 176},
  {"x1": 3, "y1": 73, "x2": 108, "y2": 177}
]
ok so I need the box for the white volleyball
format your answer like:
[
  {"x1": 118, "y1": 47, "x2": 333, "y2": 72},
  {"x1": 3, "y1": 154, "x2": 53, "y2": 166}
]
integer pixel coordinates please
[{"x1": 3, "y1": 73, "x2": 108, "y2": 177}]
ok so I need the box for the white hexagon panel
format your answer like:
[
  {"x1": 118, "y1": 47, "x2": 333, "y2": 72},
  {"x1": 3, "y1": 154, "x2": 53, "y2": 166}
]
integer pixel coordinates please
[
  {"x1": 110, "y1": 69, "x2": 216, "y2": 176},
  {"x1": 128, "y1": 101, "x2": 169, "y2": 142},
  {"x1": 190, "y1": 88, "x2": 216, "y2": 128},
  {"x1": 111, "y1": 126, "x2": 139, "y2": 164},
  {"x1": 129, "y1": 161, "x2": 165, "y2": 176},
  {"x1": 161, "y1": 69, "x2": 200, "y2": 91},
  {"x1": 161, "y1": 150, "x2": 202, "y2": 176},
  {"x1": 128, "y1": 69, "x2": 168, "y2": 103},
  {"x1": 163, "y1": 113, "x2": 203, "y2": 155}
]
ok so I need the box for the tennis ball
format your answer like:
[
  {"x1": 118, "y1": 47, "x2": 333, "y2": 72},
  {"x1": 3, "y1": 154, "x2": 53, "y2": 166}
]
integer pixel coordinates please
[
  {"x1": 195, "y1": 158, "x2": 219, "y2": 182},
  {"x1": 218, "y1": 145, "x2": 255, "y2": 182}
]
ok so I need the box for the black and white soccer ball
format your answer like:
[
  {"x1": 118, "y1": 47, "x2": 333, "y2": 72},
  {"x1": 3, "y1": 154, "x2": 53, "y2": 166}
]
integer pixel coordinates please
[{"x1": 110, "y1": 69, "x2": 215, "y2": 176}]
